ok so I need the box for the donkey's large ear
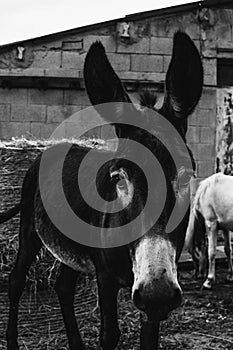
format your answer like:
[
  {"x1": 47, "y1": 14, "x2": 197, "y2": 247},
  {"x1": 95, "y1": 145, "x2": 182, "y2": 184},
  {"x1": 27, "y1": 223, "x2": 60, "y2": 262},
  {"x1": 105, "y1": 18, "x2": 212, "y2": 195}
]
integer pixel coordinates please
[
  {"x1": 84, "y1": 41, "x2": 131, "y2": 107},
  {"x1": 162, "y1": 32, "x2": 203, "y2": 120}
]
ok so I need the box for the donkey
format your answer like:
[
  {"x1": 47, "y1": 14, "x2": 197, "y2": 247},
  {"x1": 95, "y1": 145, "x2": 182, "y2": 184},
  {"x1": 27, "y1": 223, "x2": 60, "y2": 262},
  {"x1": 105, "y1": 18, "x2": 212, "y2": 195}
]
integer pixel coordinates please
[
  {"x1": 1, "y1": 31, "x2": 203, "y2": 350},
  {"x1": 185, "y1": 173, "x2": 233, "y2": 289}
]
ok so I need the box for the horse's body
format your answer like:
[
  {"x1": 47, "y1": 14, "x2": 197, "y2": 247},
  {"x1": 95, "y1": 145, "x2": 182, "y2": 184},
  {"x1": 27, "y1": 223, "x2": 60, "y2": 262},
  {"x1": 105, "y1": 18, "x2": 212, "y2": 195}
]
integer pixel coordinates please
[
  {"x1": 186, "y1": 173, "x2": 233, "y2": 289},
  {"x1": 1, "y1": 32, "x2": 203, "y2": 350}
]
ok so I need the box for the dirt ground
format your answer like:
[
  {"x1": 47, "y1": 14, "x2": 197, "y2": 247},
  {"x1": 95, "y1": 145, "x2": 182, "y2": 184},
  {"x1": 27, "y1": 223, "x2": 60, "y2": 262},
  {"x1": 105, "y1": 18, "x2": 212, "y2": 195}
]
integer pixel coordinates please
[{"x1": 0, "y1": 268, "x2": 233, "y2": 350}]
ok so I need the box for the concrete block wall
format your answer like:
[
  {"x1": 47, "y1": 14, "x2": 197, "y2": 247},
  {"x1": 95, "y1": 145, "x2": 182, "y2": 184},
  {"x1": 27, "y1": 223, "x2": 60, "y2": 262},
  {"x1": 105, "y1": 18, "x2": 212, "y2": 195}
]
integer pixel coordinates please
[
  {"x1": 187, "y1": 88, "x2": 217, "y2": 191},
  {"x1": 0, "y1": 88, "x2": 92, "y2": 140}
]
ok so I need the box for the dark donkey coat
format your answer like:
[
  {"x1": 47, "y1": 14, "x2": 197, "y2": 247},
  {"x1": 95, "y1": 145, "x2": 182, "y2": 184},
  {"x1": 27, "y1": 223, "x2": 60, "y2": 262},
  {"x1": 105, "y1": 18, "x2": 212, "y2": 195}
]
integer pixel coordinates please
[{"x1": 2, "y1": 31, "x2": 203, "y2": 350}]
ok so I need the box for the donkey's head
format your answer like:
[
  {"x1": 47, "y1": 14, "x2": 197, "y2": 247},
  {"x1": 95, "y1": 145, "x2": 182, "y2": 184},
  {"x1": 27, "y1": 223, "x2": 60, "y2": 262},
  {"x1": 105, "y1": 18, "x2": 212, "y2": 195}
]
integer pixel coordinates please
[{"x1": 84, "y1": 32, "x2": 203, "y2": 320}]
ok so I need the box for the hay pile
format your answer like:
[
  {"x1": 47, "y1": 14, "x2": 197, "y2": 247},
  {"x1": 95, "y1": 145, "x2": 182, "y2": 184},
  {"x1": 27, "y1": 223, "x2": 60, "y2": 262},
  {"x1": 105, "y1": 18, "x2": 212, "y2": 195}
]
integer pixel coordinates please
[
  {"x1": 0, "y1": 139, "x2": 57, "y2": 289},
  {"x1": 0, "y1": 137, "x2": 106, "y2": 289}
]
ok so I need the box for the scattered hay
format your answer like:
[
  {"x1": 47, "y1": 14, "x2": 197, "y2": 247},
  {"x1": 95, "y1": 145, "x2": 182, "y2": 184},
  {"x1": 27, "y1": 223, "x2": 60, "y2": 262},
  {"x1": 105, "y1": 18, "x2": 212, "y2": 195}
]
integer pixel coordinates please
[{"x1": 0, "y1": 135, "x2": 110, "y2": 151}]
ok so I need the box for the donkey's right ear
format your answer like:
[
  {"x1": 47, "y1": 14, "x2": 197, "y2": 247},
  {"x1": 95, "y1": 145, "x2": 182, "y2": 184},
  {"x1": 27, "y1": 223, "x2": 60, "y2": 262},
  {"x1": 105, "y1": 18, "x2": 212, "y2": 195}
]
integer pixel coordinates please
[
  {"x1": 162, "y1": 32, "x2": 203, "y2": 121},
  {"x1": 84, "y1": 41, "x2": 131, "y2": 108}
]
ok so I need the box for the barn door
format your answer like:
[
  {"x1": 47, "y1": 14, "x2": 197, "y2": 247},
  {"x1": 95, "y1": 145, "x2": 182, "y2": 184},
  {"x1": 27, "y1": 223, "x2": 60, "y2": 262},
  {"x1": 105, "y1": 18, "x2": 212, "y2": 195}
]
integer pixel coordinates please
[{"x1": 216, "y1": 88, "x2": 233, "y2": 174}]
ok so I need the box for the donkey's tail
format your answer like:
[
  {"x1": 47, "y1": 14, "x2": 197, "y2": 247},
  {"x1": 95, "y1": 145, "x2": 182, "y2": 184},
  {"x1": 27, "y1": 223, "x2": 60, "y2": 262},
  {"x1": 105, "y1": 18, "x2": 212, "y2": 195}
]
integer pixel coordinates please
[{"x1": 0, "y1": 203, "x2": 21, "y2": 224}]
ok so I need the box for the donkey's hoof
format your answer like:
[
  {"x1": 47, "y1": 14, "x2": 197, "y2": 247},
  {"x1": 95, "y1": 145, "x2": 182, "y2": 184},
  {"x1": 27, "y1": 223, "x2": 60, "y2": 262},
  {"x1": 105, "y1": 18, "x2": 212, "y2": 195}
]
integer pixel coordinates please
[
  {"x1": 6, "y1": 340, "x2": 19, "y2": 350},
  {"x1": 7, "y1": 345, "x2": 19, "y2": 350},
  {"x1": 202, "y1": 279, "x2": 214, "y2": 290}
]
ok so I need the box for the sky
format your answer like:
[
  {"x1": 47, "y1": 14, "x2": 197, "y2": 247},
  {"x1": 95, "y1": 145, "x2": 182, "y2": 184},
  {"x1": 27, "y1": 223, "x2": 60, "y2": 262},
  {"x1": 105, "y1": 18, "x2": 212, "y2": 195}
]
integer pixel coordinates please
[{"x1": 1, "y1": 0, "x2": 198, "y2": 46}]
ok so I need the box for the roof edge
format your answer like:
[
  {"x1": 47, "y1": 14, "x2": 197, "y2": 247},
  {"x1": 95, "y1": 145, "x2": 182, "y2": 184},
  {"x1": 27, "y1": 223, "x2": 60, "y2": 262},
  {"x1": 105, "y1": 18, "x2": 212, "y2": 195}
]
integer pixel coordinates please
[
  {"x1": 1, "y1": 0, "x2": 233, "y2": 49},
  {"x1": 126, "y1": 0, "x2": 233, "y2": 21}
]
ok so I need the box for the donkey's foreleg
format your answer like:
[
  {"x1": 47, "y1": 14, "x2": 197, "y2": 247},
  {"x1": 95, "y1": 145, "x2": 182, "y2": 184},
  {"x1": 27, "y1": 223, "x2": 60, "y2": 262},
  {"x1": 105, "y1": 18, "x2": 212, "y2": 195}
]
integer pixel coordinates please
[
  {"x1": 223, "y1": 229, "x2": 233, "y2": 282},
  {"x1": 96, "y1": 270, "x2": 120, "y2": 350},
  {"x1": 55, "y1": 263, "x2": 85, "y2": 350},
  {"x1": 140, "y1": 314, "x2": 160, "y2": 350},
  {"x1": 6, "y1": 228, "x2": 42, "y2": 350},
  {"x1": 203, "y1": 223, "x2": 217, "y2": 289}
]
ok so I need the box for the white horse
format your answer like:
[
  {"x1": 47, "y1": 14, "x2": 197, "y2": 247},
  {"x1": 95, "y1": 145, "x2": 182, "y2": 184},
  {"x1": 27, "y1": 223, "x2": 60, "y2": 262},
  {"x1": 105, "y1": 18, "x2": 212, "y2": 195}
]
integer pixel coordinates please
[{"x1": 185, "y1": 173, "x2": 233, "y2": 289}]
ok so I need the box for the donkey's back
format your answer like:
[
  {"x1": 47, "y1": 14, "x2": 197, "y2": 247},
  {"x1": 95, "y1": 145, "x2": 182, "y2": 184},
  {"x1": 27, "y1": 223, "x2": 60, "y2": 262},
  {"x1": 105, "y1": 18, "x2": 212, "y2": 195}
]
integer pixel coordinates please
[{"x1": 200, "y1": 173, "x2": 233, "y2": 229}]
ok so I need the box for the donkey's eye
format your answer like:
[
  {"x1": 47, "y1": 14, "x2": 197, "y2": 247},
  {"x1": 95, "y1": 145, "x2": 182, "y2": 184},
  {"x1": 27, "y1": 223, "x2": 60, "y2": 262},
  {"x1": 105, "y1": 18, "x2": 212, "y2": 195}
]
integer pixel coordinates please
[
  {"x1": 110, "y1": 168, "x2": 129, "y2": 186},
  {"x1": 111, "y1": 174, "x2": 121, "y2": 183}
]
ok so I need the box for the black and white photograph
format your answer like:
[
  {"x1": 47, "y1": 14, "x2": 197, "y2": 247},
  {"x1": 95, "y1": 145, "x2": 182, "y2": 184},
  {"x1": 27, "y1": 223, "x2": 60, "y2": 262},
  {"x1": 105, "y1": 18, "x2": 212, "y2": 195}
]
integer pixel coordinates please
[{"x1": 1, "y1": 0, "x2": 233, "y2": 349}]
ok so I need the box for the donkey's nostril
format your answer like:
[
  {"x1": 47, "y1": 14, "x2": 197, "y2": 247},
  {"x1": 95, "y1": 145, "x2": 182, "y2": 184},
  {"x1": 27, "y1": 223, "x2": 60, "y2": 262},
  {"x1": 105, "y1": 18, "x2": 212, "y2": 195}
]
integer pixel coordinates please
[
  {"x1": 133, "y1": 283, "x2": 183, "y2": 315},
  {"x1": 132, "y1": 287, "x2": 145, "y2": 310},
  {"x1": 172, "y1": 287, "x2": 183, "y2": 307}
]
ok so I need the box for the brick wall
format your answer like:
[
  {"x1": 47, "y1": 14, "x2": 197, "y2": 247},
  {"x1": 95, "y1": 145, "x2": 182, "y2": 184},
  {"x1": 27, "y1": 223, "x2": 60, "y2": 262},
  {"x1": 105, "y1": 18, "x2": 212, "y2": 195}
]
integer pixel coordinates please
[{"x1": 0, "y1": 5, "x2": 233, "y2": 181}]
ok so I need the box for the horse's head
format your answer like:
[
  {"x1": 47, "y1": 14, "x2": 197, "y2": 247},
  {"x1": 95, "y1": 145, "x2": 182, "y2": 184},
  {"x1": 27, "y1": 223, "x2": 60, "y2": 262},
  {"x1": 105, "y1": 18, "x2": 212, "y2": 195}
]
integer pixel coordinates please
[{"x1": 84, "y1": 32, "x2": 203, "y2": 320}]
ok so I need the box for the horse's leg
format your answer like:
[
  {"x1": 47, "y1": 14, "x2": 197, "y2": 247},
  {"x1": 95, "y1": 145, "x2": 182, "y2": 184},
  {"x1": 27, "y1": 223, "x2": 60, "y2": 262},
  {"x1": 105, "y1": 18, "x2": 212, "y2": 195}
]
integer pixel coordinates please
[
  {"x1": 203, "y1": 223, "x2": 217, "y2": 289},
  {"x1": 191, "y1": 244, "x2": 207, "y2": 279},
  {"x1": 223, "y1": 229, "x2": 233, "y2": 281},
  {"x1": 140, "y1": 314, "x2": 160, "y2": 350},
  {"x1": 6, "y1": 223, "x2": 42, "y2": 350},
  {"x1": 190, "y1": 247, "x2": 200, "y2": 279},
  {"x1": 197, "y1": 242, "x2": 208, "y2": 279},
  {"x1": 54, "y1": 263, "x2": 85, "y2": 350},
  {"x1": 96, "y1": 270, "x2": 120, "y2": 350}
]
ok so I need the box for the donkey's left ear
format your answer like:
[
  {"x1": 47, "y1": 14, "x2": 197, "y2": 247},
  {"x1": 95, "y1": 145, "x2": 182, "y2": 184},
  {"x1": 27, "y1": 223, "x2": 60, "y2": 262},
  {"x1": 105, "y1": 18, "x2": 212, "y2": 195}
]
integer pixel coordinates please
[
  {"x1": 84, "y1": 41, "x2": 131, "y2": 107},
  {"x1": 162, "y1": 32, "x2": 203, "y2": 120}
]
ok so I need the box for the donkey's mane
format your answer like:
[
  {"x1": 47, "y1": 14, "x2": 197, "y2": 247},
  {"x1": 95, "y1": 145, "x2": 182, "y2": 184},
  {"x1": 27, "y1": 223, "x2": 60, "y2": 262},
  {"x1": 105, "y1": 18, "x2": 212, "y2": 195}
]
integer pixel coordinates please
[{"x1": 139, "y1": 90, "x2": 158, "y2": 109}]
